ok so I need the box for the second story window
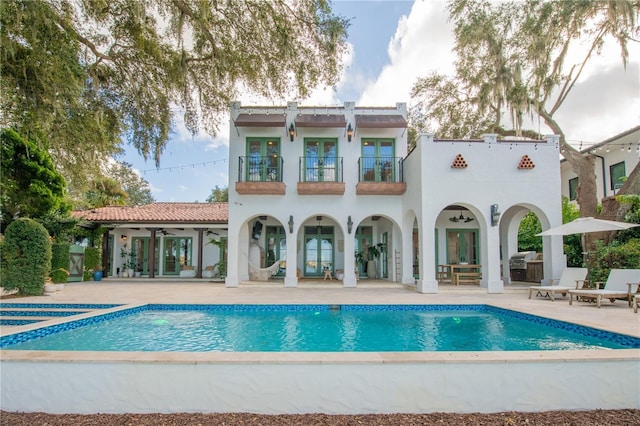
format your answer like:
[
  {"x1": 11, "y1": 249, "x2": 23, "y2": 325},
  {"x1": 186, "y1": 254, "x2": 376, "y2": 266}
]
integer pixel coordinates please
[
  {"x1": 361, "y1": 139, "x2": 395, "y2": 182},
  {"x1": 246, "y1": 138, "x2": 280, "y2": 182},
  {"x1": 304, "y1": 139, "x2": 338, "y2": 182}
]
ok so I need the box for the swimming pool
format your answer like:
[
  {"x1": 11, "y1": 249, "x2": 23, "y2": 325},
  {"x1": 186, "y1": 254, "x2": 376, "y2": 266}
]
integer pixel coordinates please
[
  {"x1": 2, "y1": 298, "x2": 638, "y2": 415},
  {"x1": 2, "y1": 304, "x2": 638, "y2": 351}
]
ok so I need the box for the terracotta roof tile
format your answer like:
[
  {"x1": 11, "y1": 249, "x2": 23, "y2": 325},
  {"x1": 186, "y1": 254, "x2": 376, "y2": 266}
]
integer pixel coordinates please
[{"x1": 72, "y1": 202, "x2": 228, "y2": 224}]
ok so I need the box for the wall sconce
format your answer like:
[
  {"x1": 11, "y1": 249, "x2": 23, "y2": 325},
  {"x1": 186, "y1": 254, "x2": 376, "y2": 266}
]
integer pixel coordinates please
[
  {"x1": 347, "y1": 216, "x2": 353, "y2": 234},
  {"x1": 121, "y1": 234, "x2": 127, "y2": 241},
  {"x1": 288, "y1": 123, "x2": 295, "y2": 142},
  {"x1": 346, "y1": 123, "x2": 353, "y2": 142},
  {"x1": 491, "y1": 204, "x2": 501, "y2": 227},
  {"x1": 288, "y1": 215, "x2": 294, "y2": 233}
]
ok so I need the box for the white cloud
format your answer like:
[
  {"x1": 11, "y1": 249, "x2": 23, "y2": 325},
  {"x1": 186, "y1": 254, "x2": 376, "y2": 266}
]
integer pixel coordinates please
[
  {"x1": 357, "y1": 0, "x2": 639, "y2": 143},
  {"x1": 358, "y1": 1, "x2": 454, "y2": 106}
]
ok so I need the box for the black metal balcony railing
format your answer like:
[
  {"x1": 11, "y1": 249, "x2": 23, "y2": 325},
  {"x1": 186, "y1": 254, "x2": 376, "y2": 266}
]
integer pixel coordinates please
[
  {"x1": 238, "y1": 156, "x2": 283, "y2": 182},
  {"x1": 299, "y1": 157, "x2": 343, "y2": 182},
  {"x1": 358, "y1": 157, "x2": 404, "y2": 182}
]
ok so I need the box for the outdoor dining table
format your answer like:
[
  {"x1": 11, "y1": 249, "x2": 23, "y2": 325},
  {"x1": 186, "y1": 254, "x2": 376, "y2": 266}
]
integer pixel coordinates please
[{"x1": 438, "y1": 264, "x2": 482, "y2": 285}]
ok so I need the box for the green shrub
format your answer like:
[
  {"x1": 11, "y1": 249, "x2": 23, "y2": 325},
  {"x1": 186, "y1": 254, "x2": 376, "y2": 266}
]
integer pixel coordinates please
[
  {"x1": 84, "y1": 246, "x2": 101, "y2": 280},
  {"x1": 0, "y1": 237, "x2": 6, "y2": 286},
  {"x1": 51, "y1": 243, "x2": 70, "y2": 283},
  {"x1": 589, "y1": 238, "x2": 640, "y2": 283},
  {"x1": 3, "y1": 218, "x2": 52, "y2": 295}
]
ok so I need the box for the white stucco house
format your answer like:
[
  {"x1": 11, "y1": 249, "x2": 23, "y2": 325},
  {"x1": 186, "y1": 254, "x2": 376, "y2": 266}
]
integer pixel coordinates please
[
  {"x1": 73, "y1": 102, "x2": 637, "y2": 294},
  {"x1": 223, "y1": 101, "x2": 564, "y2": 293}
]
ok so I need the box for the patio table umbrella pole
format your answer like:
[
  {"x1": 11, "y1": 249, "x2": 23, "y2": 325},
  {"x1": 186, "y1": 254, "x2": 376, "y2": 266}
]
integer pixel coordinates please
[{"x1": 537, "y1": 217, "x2": 640, "y2": 285}]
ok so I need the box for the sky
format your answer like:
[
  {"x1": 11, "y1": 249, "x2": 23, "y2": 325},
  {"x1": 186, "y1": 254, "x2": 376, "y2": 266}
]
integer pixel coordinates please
[{"x1": 122, "y1": 0, "x2": 640, "y2": 203}]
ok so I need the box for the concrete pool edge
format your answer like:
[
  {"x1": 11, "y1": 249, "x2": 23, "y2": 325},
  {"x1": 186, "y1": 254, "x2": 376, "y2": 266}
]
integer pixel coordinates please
[
  {"x1": 1, "y1": 348, "x2": 639, "y2": 364},
  {"x1": 2, "y1": 350, "x2": 639, "y2": 414}
]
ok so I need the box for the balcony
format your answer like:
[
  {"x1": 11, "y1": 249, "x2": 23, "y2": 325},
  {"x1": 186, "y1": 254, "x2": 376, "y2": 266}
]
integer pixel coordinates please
[
  {"x1": 297, "y1": 157, "x2": 345, "y2": 195},
  {"x1": 356, "y1": 157, "x2": 406, "y2": 195},
  {"x1": 236, "y1": 156, "x2": 286, "y2": 195}
]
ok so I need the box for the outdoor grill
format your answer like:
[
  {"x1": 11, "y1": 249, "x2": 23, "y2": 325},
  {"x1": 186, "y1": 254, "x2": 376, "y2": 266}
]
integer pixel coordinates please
[{"x1": 509, "y1": 251, "x2": 538, "y2": 281}]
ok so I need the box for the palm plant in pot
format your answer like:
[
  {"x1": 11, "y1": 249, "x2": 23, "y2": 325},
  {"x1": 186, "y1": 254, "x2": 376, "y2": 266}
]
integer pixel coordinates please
[
  {"x1": 355, "y1": 243, "x2": 385, "y2": 279},
  {"x1": 366, "y1": 243, "x2": 385, "y2": 279}
]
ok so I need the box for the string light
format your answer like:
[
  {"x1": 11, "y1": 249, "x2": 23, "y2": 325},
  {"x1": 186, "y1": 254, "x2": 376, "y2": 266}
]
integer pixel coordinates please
[{"x1": 141, "y1": 158, "x2": 227, "y2": 174}]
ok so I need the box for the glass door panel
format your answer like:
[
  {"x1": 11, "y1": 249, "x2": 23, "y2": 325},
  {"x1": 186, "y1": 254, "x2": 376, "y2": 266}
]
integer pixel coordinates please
[
  {"x1": 266, "y1": 226, "x2": 286, "y2": 276},
  {"x1": 164, "y1": 239, "x2": 178, "y2": 275},
  {"x1": 305, "y1": 237, "x2": 318, "y2": 275},
  {"x1": 355, "y1": 226, "x2": 372, "y2": 277},
  {"x1": 447, "y1": 230, "x2": 478, "y2": 264},
  {"x1": 265, "y1": 139, "x2": 279, "y2": 181}
]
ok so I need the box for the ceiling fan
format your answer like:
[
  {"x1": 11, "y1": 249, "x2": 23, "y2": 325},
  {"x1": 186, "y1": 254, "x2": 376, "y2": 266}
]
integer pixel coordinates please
[
  {"x1": 160, "y1": 229, "x2": 175, "y2": 235},
  {"x1": 449, "y1": 211, "x2": 474, "y2": 223}
]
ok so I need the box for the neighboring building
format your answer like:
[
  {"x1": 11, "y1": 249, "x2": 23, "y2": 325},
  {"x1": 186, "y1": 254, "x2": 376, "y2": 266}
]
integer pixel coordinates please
[
  {"x1": 72, "y1": 203, "x2": 228, "y2": 279},
  {"x1": 561, "y1": 126, "x2": 640, "y2": 203}
]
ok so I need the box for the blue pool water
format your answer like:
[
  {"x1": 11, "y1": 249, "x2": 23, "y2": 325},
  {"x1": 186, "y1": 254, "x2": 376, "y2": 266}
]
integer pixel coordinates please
[{"x1": 1, "y1": 304, "x2": 638, "y2": 352}]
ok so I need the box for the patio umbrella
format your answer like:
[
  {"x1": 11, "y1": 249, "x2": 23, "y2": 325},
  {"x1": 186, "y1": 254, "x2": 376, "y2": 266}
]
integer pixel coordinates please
[
  {"x1": 537, "y1": 217, "x2": 639, "y2": 283},
  {"x1": 537, "y1": 217, "x2": 639, "y2": 236}
]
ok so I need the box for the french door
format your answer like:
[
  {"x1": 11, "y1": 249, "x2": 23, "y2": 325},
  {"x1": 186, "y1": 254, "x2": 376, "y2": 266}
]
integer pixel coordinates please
[
  {"x1": 304, "y1": 226, "x2": 334, "y2": 276},
  {"x1": 447, "y1": 229, "x2": 479, "y2": 264},
  {"x1": 247, "y1": 138, "x2": 280, "y2": 181},
  {"x1": 131, "y1": 237, "x2": 159, "y2": 276},
  {"x1": 361, "y1": 139, "x2": 394, "y2": 181},
  {"x1": 163, "y1": 237, "x2": 193, "y2": 275},
  {"x1": 304, "y1": 139, "x2": 337, "y2": 182}
]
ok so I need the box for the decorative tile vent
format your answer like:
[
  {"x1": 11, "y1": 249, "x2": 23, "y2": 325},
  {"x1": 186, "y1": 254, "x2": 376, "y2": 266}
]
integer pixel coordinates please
[
  {"x1": 451, "y1": 154, "x2": 468, "y2": 169},
  {"x1": 518, "y1": 155, "x2": 535, "y2": 170}
]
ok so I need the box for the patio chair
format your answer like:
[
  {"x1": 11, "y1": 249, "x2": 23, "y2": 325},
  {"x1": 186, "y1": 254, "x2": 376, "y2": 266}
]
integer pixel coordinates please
[
  {"x1": 528, "y1": 267, "x2": 588, "y2": 301},
  {"x1": 569, "y1": 269, "x2": 640, "y2": 308}
]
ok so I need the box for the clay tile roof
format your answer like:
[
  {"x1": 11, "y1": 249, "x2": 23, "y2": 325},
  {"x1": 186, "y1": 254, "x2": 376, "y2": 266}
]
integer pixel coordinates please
[{"x1": 71, "y1": 202, "x2": 228, "y2": 224}]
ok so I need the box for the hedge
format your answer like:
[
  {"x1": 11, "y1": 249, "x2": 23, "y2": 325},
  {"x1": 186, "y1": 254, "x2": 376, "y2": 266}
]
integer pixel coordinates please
[{"x1": 3, "y1": 218, "x2": 51, "y2": 295}]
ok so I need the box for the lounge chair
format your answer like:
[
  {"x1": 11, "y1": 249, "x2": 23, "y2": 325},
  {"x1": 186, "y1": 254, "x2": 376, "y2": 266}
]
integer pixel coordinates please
[
  {"x1": 528, "y1": 267, "x2": 588, "y2": 301},
  {"x1": 569, "y1": 269, "x2": 640, "y2": 308}
]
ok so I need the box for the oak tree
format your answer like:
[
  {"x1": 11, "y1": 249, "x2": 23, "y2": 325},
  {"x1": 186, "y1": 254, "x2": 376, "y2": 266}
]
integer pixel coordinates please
[{"x1": 412, "y1": 0, "x2": 639, "y2": 219}]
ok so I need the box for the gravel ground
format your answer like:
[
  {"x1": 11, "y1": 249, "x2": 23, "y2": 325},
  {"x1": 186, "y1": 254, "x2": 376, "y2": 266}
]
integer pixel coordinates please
[{"x1": 2, "y1": 410, "x2": 639, "y2": 425}]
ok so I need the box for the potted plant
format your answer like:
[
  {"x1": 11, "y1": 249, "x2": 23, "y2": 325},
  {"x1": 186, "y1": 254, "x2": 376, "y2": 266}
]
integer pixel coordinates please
[
  {"x1": 366, "y1": 243, "x2": 385, "y2": 279},
  {"x1": 355, "y1": 250, "x2": 367, "y2": 277},
  {"x1": 120, "y1": 246, "x2": 135, "y2": 277},
  {"x1": 92, "y1": 268, "x2": 103, "y2": 281}
]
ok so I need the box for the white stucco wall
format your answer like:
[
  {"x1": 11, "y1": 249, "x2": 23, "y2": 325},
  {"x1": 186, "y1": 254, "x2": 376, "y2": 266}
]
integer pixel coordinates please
[
  {"x1": 2, "y1": 354, "x2": 638, "y2": 414},
  {"x1": 404, "y1": 134, "x2": 564, "y2": 292},
  {"x1": 226, "y1": 102, "x2": 409, "y2": 288}
]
